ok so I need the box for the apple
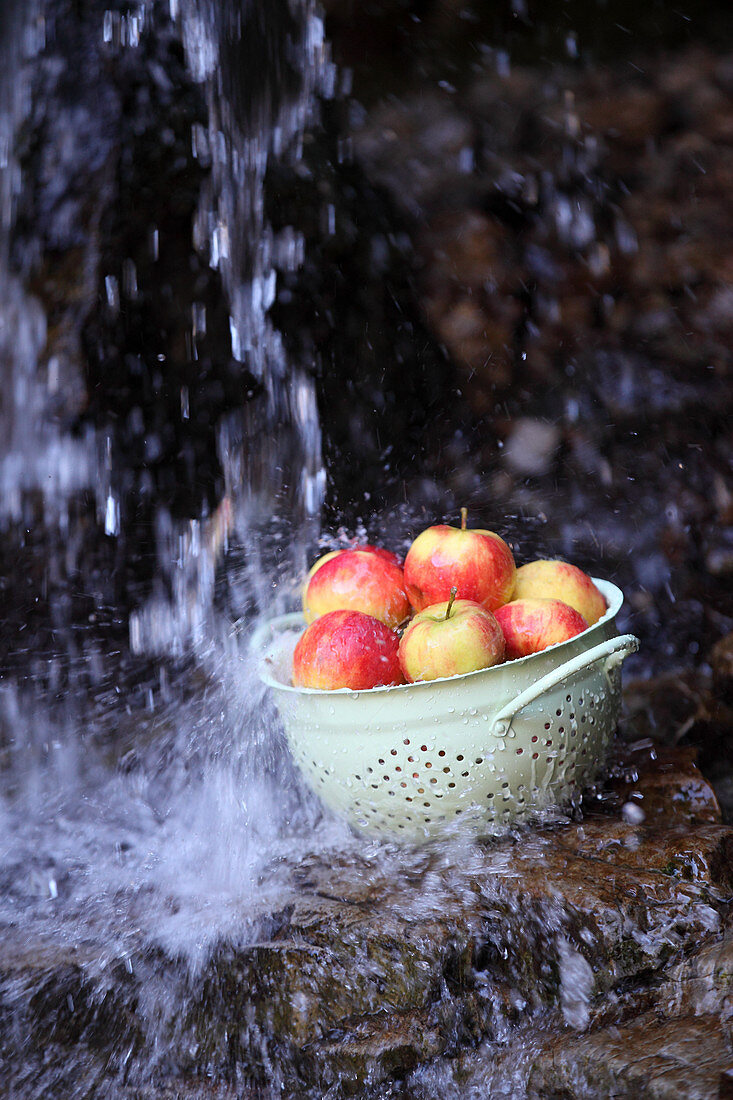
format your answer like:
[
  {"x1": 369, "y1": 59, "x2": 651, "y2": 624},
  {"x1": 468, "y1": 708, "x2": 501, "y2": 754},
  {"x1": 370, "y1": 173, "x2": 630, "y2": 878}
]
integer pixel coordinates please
[
  {"x1": 403, "y1": 508, "x2": 516, "y2": 613},
  {"x1": 512, "y1": 559, "x2": 607, "y2": 626},
  {"x1": 303, "y1": 548, "x2": 410, "y2": 629},
  {"x1": 292, "y1": 610, "x2": 404, "y2": 690},
  {"x1": 494, "y1": 597, "x2": 588, "y2": 661},
  {"x1": 305, "y1": 544, "x2": 401, "y2": 585},
  {"x1": 398, "y1": 588, "x2": 505, "y2": 683}
]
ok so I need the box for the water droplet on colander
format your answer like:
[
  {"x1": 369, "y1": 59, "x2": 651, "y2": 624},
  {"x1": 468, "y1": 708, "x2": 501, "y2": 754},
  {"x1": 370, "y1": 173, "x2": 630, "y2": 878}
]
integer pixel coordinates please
[
  {"x1": 328, "y1": 705, "x2": 335, "y2": 716},
  {"x1": 447, "y1": 706, "x2": 455, "y2": 714}
]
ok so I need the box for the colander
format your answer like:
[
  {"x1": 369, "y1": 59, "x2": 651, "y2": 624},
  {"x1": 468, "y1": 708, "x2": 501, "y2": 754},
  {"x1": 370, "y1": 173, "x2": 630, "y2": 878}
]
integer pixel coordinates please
[{"x1": 251, "y1": 578, "x2": 638, "y2": 841}]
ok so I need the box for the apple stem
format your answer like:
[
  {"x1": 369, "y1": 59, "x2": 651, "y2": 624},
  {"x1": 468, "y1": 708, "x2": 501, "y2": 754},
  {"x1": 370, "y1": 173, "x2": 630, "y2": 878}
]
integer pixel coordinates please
[
  {"x1": 445, "y1": 586, "x2": 458, "y2": 620},
  {"x1": 460, "y1": 507, "x2": 467, "y2": 531}
]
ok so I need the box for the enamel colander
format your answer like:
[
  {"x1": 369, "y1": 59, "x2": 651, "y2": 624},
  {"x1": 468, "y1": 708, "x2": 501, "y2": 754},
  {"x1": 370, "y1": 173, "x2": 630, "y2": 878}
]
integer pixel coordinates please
[{"x1": 251, "y1": 579, "x2": 638, "y2": 841}]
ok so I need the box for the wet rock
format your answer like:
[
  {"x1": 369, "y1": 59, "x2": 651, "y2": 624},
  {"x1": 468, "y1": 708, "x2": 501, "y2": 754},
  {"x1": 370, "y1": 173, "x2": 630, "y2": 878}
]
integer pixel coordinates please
[
  {"x1": 417, "y1": 210, "x2": 515, "y2": 294},
  {"x1": 658, "y1": 926, "x2": 733, "y2": 1025},
  {"x1": 351, "y1": 94, "x2": 478, "y2": 219},
  {"x1": 580, "y1": 85, "x2": 668, "y2": 149},
  {"x1": 2, "y1": 744, "x2": 732, "y2": 1097},
  {"x1": 621, "y1": 647, "x2": 733, "y2": 827},
  {"x1": 711, "y1": 633, "x2": 733, "y2": 705},
  {"x1": 347, "y1": 37, "x2": 733, "y2": 689},
  {"x1": 423, "y1": 294, "x2": 517, "y2": 396},
  {"x1": 605, "y1": 741, "x2": 723, "y2": 828},
  {"x1": 502, "y1": 419, "x2": 562, "y2": 478},
  {"x1": 526, "y1": 1013, "x2": 732, "y2": 1100}
]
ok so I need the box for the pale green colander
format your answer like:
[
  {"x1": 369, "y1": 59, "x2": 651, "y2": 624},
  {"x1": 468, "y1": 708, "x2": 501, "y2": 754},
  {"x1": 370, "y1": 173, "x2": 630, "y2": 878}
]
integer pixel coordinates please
[{"x1": 251, "y1": 579, "x2": 638, "y2": 840}]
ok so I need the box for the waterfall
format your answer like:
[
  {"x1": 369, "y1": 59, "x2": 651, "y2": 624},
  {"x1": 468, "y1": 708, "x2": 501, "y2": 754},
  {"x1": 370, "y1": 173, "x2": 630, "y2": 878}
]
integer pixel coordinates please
[{"x1": 0, "y1": 0, "x2": 340, "y2": 969}]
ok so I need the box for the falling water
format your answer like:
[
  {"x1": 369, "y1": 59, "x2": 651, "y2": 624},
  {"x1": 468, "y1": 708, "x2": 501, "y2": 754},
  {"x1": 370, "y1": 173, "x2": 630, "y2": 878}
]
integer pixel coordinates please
[
  {"x1": 0, "y1": 0, "x2": 340, "y2": 993},
  {"x1": 132, "y1": 0, "x2": 332, "y2": 652},
  {"x1": 0, "y1": 0, "x2": 99, "y2": 527}
]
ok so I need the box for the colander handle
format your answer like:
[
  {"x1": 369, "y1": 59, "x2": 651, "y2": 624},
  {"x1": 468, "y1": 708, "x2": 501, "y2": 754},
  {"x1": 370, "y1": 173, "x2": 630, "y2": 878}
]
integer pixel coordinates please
[{"x1": 489, "y1": 633, "x2": 639, "y2": 737}]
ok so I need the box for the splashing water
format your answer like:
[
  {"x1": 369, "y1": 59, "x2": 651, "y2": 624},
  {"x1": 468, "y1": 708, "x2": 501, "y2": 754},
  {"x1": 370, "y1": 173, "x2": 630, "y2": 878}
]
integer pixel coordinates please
[{"x1": 0, "y1": 0, "x2": 335, "y2": 969}]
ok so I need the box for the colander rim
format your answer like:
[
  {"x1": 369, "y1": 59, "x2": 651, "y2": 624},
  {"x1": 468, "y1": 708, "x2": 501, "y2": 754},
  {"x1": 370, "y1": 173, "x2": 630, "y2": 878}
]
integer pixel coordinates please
[{"x1": 254, "y1": 576, "x2": 624, "y2": 697}]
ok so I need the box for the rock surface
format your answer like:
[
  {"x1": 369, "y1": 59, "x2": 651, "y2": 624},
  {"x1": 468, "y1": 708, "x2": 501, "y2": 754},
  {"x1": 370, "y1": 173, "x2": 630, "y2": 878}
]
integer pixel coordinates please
[
  {"x1": 2, "y1": 741, "x2": 732, "y2": 1098},
  {"x1": 340, "y1": 38, "x2": 733, "y2": 688}
]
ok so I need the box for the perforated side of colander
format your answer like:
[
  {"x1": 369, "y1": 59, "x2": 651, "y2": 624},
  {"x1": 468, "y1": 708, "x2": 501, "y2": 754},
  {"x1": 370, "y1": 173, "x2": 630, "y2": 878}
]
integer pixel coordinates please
[{"x1": 282, "y1": 642, "x2": 628, "y2": 839}]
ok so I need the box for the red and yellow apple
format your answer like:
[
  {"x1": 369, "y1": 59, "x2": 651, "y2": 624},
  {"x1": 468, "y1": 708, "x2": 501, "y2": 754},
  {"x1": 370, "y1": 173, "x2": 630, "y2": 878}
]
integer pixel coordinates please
[
  {"x1": 398, "y1": 590, "x2": 505, "y2": 683},
  {"x1": 302, "y1": 548, "x2": 410, "y2": 629},
  {"x1": 403, "y1": 509, "x2": 516, "y2": 613},
  {"x1": 292, "y1": 609, "x2": 404, "y2": 690},
  {"x1": 495, "y1": 597, "x2": 588, "y2": 661},
  {"x1": 512, "y1": 559, "x2": 606, "y2": 626},
  {"x1": 306, "y1": 544, "x2": 401, "y2": 585}
]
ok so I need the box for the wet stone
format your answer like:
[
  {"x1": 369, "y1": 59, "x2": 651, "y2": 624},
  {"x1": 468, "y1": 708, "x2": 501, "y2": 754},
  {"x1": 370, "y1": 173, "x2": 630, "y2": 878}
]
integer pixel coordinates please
[
  {"x1": 603, "y1": 740, "x2": 723, "y2": 828},
  {"x1": 525, "y1": 1013, "x2": 732, "y2": 1100},
  {"x1": 711, "y1": 633, "x2": 733, "y2": 704},
  {"x1": 2, "y1": 743, "x2": 733, "y2": 1098}
]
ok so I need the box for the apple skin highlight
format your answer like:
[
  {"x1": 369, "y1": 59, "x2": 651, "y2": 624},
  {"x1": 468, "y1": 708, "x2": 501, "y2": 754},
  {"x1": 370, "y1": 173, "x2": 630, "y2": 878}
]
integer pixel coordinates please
[
  {"x1": 512, "y1": 559, "x2": 607, "y2": 626},
  {"x1": 303, "y1": 548, "x2": 410, "y2": 629},
  {"x1": 495, "y1": 597, "x2": 588, "y2": 660},
  {"x1": 292, "y1": 610, "x2": 404, "y2": 690},
  {"x1": 403, "y1": 524, "x2": 516, "y2": 613},
  {"x1": 399, "y1": 597, "x2": 505, "y2": 683}
]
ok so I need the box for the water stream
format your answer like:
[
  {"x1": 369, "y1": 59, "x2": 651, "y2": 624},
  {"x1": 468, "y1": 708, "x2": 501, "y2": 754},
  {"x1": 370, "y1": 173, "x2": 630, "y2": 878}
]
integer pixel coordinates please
[{"x1": 0, "y1": 0, "x2": 340, "y2": 977}]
